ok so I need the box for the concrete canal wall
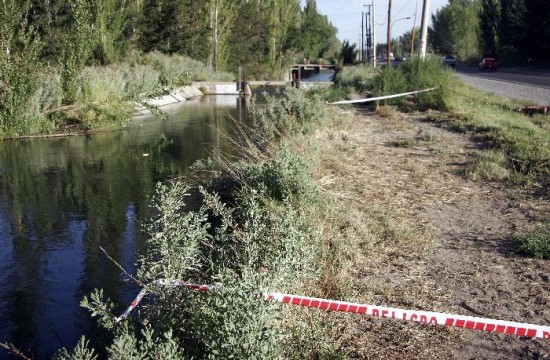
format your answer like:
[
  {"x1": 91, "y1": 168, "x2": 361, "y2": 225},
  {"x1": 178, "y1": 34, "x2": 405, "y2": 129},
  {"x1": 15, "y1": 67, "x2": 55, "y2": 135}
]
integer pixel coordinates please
[{"x1": 136, "y1": 82, "x2": 248, "y2": 115}]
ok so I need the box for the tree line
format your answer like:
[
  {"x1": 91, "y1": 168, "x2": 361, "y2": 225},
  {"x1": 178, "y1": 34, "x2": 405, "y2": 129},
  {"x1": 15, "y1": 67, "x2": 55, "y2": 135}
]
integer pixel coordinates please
[
  {"x1": 8, "y1": 0, "x2": 339, "y2": 78},
  {"x1": 430, "y1": 0, "x2": 550, "y2": 64}
]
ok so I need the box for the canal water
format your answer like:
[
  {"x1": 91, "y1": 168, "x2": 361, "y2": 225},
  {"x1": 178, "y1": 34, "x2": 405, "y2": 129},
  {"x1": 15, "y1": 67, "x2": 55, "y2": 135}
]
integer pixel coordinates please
[{"x1": 0, "y1": 95, "x2": 250, "y2": 359}]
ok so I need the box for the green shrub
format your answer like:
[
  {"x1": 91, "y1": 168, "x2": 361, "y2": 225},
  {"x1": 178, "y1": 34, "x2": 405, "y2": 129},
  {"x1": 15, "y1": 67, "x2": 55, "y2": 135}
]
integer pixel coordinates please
[
  {"x1": 517, "y1": 223, "x2": 550, "y2": 259},
  {"x1": 141, "y1": 52, "x2": 234, "y2": 87},
  {"x1": 77, "y1": 66, "x2": 127, "y2": 103},
  {"x1": 250, "y1": 87, "x2": 329, "y2": 146},
  {"x1": 371, "y1": 65, "x2": 408, "y2": 104},
  {"x1": 370, "y1": 58, "x2": 456, "y2": 110},
  {"x1": 120, "y1": 63, "x2": 160, "y2": 98},
  {"x1": 400, "y1": 58, "x2": 455, "y2": 110},
  {"x1": 333, "y1": 65, "x2": 377, "y2": 94},
  {"x1": 235, "y1": 144, "x2": 317, "y2": 203},
  {"x1": 66, "y1": 170, "x2": 323, "y2": 358}
]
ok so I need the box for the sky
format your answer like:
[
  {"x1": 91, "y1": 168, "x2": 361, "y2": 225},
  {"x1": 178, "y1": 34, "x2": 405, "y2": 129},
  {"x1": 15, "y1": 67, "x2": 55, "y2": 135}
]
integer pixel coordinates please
[{"x1": 302, "y1": 0, "x2": 449, "y2": 45}]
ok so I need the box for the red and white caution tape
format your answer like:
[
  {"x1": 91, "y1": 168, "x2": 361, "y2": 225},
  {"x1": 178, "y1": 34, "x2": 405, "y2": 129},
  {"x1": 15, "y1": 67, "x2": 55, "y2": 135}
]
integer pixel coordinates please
[
  {"x1": 262, "y1": 291, "x2": 550, "y2": 340},
  {"x1": 327, "y1": 87, "x2": 437, "y2": 105},
  {"x1": 116, "y1": 288, "x2": 148, "y2": 322},
  {"x1": 116, "y1": 280, "x2": 550, "y2": 340},
  {"x1": 115, "y1": 280, "x2": 215, "y2": 322}
]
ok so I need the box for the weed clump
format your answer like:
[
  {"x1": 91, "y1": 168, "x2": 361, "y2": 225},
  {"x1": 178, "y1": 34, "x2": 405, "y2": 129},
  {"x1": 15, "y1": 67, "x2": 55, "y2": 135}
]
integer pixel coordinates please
[
  {"x1": 467, "y1": 151, "x2": 510, "y2": 181},
  {"x1": 516, "y1": 223, "x2": 550, "y2": 259},
  {"x1": 371, "y1": 58, "x2": 456, "y2": 110}
]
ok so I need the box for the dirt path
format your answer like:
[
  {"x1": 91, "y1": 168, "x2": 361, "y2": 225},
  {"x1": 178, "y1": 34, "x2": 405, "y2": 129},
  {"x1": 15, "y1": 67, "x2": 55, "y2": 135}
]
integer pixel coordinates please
[{"x1": 315, "y1": 108, "x2": 550, "y2": 359}]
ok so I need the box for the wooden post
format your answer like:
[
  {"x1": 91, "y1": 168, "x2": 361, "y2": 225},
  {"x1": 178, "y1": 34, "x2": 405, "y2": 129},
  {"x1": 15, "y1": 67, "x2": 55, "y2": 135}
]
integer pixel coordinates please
[{"x1": 237, "y1": 66, "x2": 242, "y2": 92}]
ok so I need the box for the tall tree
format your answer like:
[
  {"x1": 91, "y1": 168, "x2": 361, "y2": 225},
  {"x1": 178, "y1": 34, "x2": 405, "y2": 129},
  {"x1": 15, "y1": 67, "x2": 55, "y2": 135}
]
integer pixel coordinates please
[
  {"x1": 524, "y1": 0, "x2": 550, "y2": 63},
  {"x1": 0, "y1": 0, "x2": 43, "y2": 134},
  {"x1": 429, "y1": 0, "x2": 480, "y2": 60},
  {"x1": 398, "y1": 27, "x2": 420, "y2": 57},
  {"x1": 177, "y1": 0, "x2": 210, "y2": 62},
  {"x1": 479, "y1": 0, "x2": 501, "y2": 57},
  {"x1": 265, "y1": 0, "x2": 301, "y2": 74},
  {"x1": 137, "y1": 0, "x2": 184, "y2": 53},
  {"x1": 227, "y1": 1, "x2": 269, "y2": 77},
  {"x1": 91, "y1": 0, "x2": 133, "y2": 63},
  {"x1": 498, "y1": 0, "x2": 526, "y2": 64},
  {"x1": 289, "y1": 0, "x2": 338, "y2": 61},
  {"x1": 60, "y1": 0, "x2": 94, "y2": 104},
  {"x1": 339, "y1": 39, "x2": 358, "y2": 65},
  {"x1": 206, "y1": 0, "x2": 240, "y2": 71}
]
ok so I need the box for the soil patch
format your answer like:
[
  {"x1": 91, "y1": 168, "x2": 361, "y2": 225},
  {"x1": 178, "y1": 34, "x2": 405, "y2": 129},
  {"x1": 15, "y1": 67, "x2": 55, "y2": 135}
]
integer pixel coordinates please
[{"x1": 315, "y1": 107, "x2": 550, "y2": 359}]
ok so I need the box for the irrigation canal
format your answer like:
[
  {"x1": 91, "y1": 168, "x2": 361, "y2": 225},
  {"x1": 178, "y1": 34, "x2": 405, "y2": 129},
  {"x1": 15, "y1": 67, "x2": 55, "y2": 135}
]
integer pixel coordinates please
[{"x1": 0, "y1": 95, "x2": 253, "y2": 359}]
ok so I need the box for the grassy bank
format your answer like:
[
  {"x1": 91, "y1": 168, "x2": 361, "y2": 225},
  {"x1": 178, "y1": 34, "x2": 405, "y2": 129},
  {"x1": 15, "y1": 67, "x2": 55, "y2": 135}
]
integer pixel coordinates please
[
  {"x1": 330, "y1": 59, "x2": 549, "y2": 191},
  {"x1": 0, "y1": 52, "x2": 234, "y2": 139}
]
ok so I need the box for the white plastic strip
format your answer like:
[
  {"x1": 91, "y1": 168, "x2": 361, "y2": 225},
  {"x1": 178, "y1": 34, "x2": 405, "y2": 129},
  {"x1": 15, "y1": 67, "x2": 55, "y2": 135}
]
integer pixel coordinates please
[{"x1": 327, "y1": 87, "x2": 437, "y2": 105}]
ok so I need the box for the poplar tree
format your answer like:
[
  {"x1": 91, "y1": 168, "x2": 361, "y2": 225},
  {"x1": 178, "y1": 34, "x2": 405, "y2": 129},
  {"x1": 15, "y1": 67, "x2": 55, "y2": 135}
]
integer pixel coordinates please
[
  {"x1": 479, "y1": 0, "x2": 501, "y2": 57},
  {"x1": 524, "y1": 0, "x2": 550, "y2": 63},
  {"x1": 91, "y1": 0, "x2": 133, "y2": 64},
  {"x1": 0, "y1": 0, "x2": 43, "y2": 134},
  {"x1": 430, "y1": 0, "x2": 480, "y2": 60},
  {"x1": 206, "y1": 0, "x2": 240, "y2": 72},
  {"x1": 60, "y1": 0, "x2": 94, "y2": 104}
]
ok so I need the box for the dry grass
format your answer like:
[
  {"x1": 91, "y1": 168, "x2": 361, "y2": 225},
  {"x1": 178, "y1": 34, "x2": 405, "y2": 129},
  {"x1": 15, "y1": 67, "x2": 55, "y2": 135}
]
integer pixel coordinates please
[
  {"x1": 273, "y1": 104, "x2": 549, "y2": 358},
  {"x1": 275, "y1": 107, "x2": 470, "y2": 358}
]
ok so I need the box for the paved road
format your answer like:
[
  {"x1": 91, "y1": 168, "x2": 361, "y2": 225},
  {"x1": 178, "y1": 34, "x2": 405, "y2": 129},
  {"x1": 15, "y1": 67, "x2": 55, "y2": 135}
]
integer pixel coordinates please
[
  {"x1": 454, "y1": 65, "x2": 550, "y2": 106},
  {"x1": 456, "y1": 65, "x2": 550, "y2": 89}
]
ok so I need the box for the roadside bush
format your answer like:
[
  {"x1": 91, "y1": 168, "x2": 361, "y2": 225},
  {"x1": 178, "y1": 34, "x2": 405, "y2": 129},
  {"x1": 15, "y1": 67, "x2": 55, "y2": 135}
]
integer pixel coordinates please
[
  {"x1": 400, "y1": 58, "x2": 455, "y2": 110},
  {"x1": 371, "y1": 58, "x2": 456, "y2": 110},
  {"x1": 371, "y1": 65, "x2": 408, "y2": 104}
]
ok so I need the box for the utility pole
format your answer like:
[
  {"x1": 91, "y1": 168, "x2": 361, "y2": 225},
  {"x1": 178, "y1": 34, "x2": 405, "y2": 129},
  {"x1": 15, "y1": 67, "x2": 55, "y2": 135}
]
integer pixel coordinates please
[
  {"x1": 366, "y1": 6, "x2": 372, "y2": 64},
  {"x1": 387, "y1": 0, "x2": 392, "y2": 65},
  {"x1": 410, "y1": 0, "x2": 419, "y2": 57},
  {"x1": 372, "y1": 0, "x2": 376, "y2": 67},
  {"x1": 418, "y1": 0, "x2": 430, "y2": 58},
  {"x1": 362, "y1": 11, "x2": 365, "y2": 63}
]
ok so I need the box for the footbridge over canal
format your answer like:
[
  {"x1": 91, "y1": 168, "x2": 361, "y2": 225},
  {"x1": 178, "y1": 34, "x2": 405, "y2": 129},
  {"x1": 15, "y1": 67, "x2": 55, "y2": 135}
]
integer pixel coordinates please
[{"x1": 196, "y1": 64, "x2": 336, "y2": 96}]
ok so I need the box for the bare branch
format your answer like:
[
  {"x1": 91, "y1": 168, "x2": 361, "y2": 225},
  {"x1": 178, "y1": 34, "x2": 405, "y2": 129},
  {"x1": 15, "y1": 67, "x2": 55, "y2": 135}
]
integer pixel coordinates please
[
  {"x1": 99, "y1": 246, "x2": 145, "y2": 287},
  {"x1": 0, "y1": 343, "x2": 33, "y2": 360}
]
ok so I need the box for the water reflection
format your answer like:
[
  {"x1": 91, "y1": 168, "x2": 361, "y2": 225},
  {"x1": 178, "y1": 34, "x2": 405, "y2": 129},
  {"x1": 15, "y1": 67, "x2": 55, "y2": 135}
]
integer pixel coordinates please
[{"x1": 0, "y1": 95, "x2": 249, "y2": 359}]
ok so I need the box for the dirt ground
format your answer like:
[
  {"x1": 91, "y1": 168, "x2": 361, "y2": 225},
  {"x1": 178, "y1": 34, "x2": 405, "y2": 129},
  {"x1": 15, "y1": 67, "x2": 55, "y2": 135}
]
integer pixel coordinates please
[{"x1": 314, "y1": 107, "x2": 550, "y2": 359}]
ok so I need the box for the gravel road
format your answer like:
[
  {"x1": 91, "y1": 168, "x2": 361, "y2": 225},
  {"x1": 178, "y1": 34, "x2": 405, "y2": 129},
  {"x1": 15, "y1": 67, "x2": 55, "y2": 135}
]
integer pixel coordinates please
[{"x1": 456, "y1": 72, "x2": 550, "y2": 106}]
